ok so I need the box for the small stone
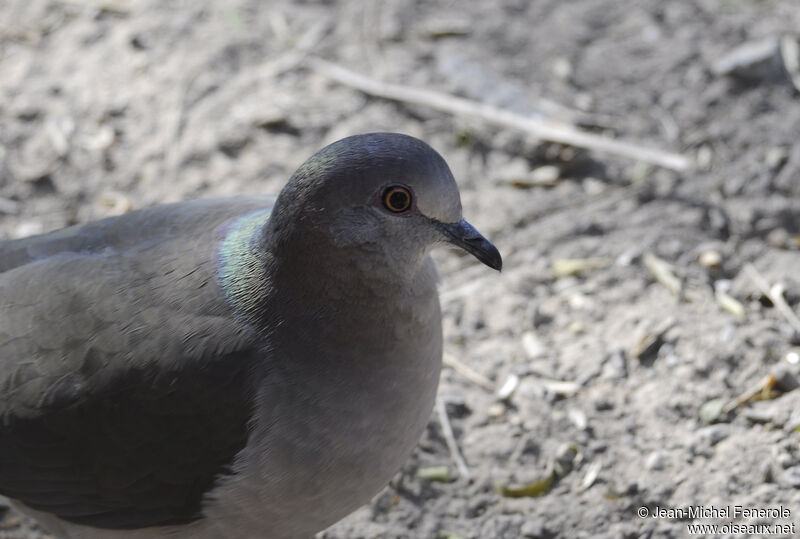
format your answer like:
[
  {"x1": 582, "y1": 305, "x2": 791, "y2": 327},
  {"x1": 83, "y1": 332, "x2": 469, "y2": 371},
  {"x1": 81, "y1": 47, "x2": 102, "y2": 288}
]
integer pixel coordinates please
[
  {"x1": 588, "y1": 440, "x2": 608, "y2": 454},
  {"x1": 582, "y1": 177, "x2": 606, "y2": 195},
  {"x1": 552, "y1": 57, "x2": 572, "y2": 81},
  {"x1": 13, "y1": 221, "x2": 44, "y2": 239},
  {"x1": 568, "y1": 408, "x2": 588, "y2": 430},
  {"x1": 530, "y1": 165, "x2": 560, "y2": 187},
  {"x1": 521, "y1": 331, "x2": 547, "y2": 360},
  {"x1": 761, "y1": 461, "x2": 774, "y2": 483},
  {"x1": 580, "y1": 461, "x2": 601, "y2": 490},
  {"x1": 771, "y1": 364, "x2": 799, "y2": 392},
  {"x1": 567, "y1": 291, "x2": 594, "y2": 310},
  {"x1": 594, "y1": 398, "x2": 614, "y2": 411},
  {"x1": 487, "y1": 403, "x2": 506, "y2": 418},
  {"x1": 645, "y1": 451, "x2": 666, "y2": 471},
  {"x1": 496, "y1": 374, "x2": 519, "y2": 400},
  {"x1": 699, "y1": 397, "x2": 726, "y2": 424},
  {"x1": 520, "y1": 519, "x2": 548, "y2": 538},
  {"x1": 696, "y1": 145, "x2": 713, "y2": 170},
  {"x1": 567, "y1": 320, "x2": 585, "y2": 334},
  {"x1": 84, "y1": 125, "x2": 116, "y2": 151},
  {"x1": 765, "y1": 146, "x2": 789, "y2": 170},
  {"x1": 98, "y1": 192, "x2": 134, "y2": 216},
  {"x1": 698, "y1": 250, "x2": 722, "y2": 268},
  {"x1": 696, "y1": 424, "x2": 730, "y2": 446}
]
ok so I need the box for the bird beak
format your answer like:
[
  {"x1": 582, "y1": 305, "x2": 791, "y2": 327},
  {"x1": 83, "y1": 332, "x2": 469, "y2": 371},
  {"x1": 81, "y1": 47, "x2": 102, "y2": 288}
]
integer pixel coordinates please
[{"x1": 437, "y1": 219, "x2": 503, "y2": 271}]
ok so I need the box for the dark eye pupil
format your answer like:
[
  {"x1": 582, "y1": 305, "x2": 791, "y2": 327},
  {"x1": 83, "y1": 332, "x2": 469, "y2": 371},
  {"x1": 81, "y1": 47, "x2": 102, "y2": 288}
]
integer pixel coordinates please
[
  {"x1": 383, "y1": 187, "x2": 411, "y2": 212},
  {"x1": 389, "y1": 190, "x2": 408, "y2": 210}
]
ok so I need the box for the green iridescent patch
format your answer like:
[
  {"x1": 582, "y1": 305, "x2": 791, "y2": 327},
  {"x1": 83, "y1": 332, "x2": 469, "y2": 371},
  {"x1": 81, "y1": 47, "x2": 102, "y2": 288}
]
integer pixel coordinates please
[{"x1": 218, "y1": 209, "x2": 272, "y2": 310}]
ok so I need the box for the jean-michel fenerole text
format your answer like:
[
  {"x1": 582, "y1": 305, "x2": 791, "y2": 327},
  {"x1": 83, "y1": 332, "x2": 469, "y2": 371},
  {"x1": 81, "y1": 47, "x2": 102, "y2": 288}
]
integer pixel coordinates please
[{"x1": 651, "y1": 505, "x2": 791, "y2": 520}]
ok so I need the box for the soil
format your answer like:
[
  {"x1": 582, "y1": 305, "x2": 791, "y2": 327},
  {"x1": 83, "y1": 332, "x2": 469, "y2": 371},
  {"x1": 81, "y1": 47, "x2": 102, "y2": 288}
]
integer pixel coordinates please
[{"x1": 2, "y1": 1, "x2": 800, "y2": 538}]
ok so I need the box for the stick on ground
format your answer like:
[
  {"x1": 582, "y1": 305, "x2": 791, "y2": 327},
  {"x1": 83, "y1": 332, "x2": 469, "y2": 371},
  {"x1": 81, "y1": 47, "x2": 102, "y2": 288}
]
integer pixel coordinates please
[
  {"x1": 436, "y1": 398, "x2": 470, "y2": 479},
  {"x1": 443, "y1": 352, "x2": 495, "y2": 390},
  {"x1": 307, "y1": 58, "x2": 693, "y2": 172}
]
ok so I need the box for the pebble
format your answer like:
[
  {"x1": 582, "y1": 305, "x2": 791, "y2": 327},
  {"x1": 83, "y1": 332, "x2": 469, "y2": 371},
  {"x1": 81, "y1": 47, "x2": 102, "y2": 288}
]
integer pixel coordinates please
[
  {"x1": 551, "y1": 57, "x2": 572, "y2": 81},
  {"x1": 646, "y1": 451, "x2": 666, "y2": 471},
  {"x1": 487, "y1": 403, "x2": 506, "y2": 418},
  {"x1": 567, "y1": 408, "x2": 588, "y2": 430},
  {"x1": 765, "y1": 146, "x2": 789, "y2": 170},
  {"x1": 695, "y1": 424, "x2": 730, "y2": 446},
  {"x1": 530, "y1": 165, "x2": 560, "y2": 187},
  {"x1": 593, "y1": 397, "x2": 614, "y2": 411},
  {"x1": 13, "y1": 220, "x2": 44, "y2": 239},
  {"x1": 771, "y1": 364, "x2": 800, "y2": 392},
  {"x1": 582, "y1": 176, "x2": 606, "y2": 195},
  {"x1": 696, "y1": 145, "x2": 713, "y2": 170},
  {"x1": 496, "y1": 374, "x2": 520, "y2": 400},
  {"x1": 521, "y1": 331, "x2": 547, "y2": 360},
  {"x1": 520, "y1": 519, "x2": 549, "y2": 538},
  {"x1": 698, "y1": 250, "x2": 721, "y2": 268}
]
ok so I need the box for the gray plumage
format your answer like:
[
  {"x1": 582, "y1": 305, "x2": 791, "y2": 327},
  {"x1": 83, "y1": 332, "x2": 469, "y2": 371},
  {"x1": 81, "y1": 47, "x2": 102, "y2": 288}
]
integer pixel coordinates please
[{"x1": 0, "y1": 133, "x2": 501, "y2": 538}]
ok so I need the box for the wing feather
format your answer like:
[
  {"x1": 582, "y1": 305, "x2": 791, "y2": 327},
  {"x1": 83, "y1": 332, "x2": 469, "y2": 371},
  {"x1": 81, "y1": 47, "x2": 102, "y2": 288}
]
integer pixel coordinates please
[{"x1": 0, "y1": 199, "x2": 272, "y2": 529}]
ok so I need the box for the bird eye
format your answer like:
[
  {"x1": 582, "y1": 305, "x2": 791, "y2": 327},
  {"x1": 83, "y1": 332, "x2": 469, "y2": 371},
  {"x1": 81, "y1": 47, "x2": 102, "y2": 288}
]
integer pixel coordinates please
[{"x1": 382, "y1": 185, "x2": 412, "y2": 213}]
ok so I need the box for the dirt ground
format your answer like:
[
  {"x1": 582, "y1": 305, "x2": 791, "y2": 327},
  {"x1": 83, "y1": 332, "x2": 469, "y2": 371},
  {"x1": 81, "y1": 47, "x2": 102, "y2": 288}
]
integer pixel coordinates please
[{"x1": 2, "y1": 0, "x2": 800, "y2": 537}]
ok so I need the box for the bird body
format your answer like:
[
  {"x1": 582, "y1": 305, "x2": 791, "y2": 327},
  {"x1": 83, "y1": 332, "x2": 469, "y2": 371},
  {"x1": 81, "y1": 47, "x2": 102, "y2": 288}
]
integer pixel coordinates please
[{"x1": 0, "y1": 133, "x2": 500, "y2": 538}]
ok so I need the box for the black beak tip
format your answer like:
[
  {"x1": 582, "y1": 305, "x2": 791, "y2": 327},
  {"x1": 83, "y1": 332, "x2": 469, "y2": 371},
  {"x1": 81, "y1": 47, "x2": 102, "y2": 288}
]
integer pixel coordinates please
[
  {"x1": 474, "y1": 239, "x2": 502, "y2": 272},
  {"x1": 486, "y1": 245, "x2": 503, "y2": 272},
  {"x1": 439, "y1": 219, "x2": 503, "y2": 272}
]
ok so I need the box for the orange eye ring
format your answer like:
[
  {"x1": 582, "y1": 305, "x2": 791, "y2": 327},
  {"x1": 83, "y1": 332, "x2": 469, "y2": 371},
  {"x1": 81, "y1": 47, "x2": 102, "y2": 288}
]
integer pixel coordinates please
[{"x1": 382, "y1": 185, "x2": 412, "y2": 213}]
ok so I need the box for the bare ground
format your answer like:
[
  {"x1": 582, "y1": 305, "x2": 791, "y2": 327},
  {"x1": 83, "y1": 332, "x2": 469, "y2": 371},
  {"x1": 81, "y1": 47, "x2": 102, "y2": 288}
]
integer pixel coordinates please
[{"x1": 2, "y1": 1, "x2": 800, "y2": 537}]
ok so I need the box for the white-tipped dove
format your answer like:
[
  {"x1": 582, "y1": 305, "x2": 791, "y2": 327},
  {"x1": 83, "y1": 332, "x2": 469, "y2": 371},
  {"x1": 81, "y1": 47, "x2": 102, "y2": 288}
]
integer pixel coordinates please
[{"x1": 0, "y1": 132, "x2": 501, "y2": 538}]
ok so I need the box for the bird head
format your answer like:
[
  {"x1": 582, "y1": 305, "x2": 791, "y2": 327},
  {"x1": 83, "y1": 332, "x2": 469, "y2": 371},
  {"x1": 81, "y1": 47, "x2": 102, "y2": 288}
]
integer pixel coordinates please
[{"x1": 268, "y1": 133, "x2": 502, "y2": 276}]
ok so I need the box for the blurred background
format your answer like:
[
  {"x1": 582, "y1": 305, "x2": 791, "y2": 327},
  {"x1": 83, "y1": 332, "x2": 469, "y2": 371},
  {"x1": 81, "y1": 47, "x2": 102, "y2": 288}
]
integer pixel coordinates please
[{"x1": 2, "y1": 0, "x2": 800, "y2": 537}]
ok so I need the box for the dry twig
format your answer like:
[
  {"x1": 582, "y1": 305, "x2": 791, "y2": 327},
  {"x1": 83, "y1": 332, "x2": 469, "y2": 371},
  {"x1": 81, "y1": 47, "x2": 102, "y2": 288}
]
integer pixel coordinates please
[
  {"x1": 721, "y1": 373, "x2": 779, "y2": 414},
  {"x1": 307, "y1": 58, "x2": 692, "y2": 172},
  {"x1": 643, "y1": 252, "x2": 683, "y2": 296},
  {"x1": 436, "y1": 398, "x2": 470, "y2": 479},
  {"x1": 443, "y1": 352, "x2": 494, "y2": 390}
]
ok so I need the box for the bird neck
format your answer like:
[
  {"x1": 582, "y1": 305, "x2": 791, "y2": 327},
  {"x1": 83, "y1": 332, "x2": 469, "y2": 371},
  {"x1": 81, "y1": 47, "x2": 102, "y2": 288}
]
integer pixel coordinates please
[
  {"x1": 217, "y1": 208, "x2": 273, "y2": 323},
  {"x1": 218, "y1": 208, "x2": 436, "y2": 330}
]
